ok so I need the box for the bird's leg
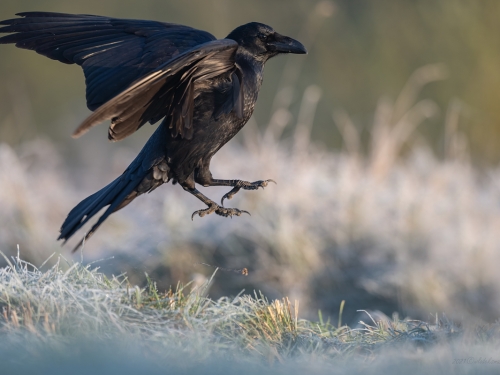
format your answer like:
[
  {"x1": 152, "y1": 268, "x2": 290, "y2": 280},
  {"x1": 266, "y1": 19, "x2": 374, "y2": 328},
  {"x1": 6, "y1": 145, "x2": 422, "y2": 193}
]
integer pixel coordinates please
[
  {"x1": 180, "y1": 174, "x2": 249, "y2": 220},
  {"x1": 210, "y1": 179, "x2": 276, "y2": 206},
  {"x1": 186, "y1": 187, "x2": 250, "y2": 220},
  {"x1": 194, "y1": 162, "x2": 275, "y2": 206}
]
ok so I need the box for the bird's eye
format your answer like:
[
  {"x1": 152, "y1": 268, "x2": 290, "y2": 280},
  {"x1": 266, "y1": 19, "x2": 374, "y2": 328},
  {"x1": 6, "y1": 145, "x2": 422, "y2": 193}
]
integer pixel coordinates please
[{"x1": 257, "y1": 33, "x2": 268, "y2": 42}]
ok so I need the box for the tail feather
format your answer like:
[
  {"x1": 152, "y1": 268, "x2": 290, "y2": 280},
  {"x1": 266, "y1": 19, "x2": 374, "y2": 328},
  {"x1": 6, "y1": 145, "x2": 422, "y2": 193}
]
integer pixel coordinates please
[
  {"x1": 58, "y1": 173, "x2": 145, "y2": 250},
  {"x1": 59, "y1": 179, "x2": 121, "y2": 239},
  {"x1": 59, "y1": 120, "x2": 170, "y2": 251}
]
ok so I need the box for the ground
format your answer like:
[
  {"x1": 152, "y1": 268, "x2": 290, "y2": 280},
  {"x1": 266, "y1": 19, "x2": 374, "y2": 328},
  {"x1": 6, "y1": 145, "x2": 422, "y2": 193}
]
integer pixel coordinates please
[{"x1": 1, "y1": 254, "x2": 499, "y2": 375}]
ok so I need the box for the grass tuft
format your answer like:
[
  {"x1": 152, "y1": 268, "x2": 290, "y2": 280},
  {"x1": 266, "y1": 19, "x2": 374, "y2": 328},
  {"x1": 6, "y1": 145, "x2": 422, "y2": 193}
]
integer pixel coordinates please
[{"x1": 1, "y1": 254, "x2": 500, "y2": 374}]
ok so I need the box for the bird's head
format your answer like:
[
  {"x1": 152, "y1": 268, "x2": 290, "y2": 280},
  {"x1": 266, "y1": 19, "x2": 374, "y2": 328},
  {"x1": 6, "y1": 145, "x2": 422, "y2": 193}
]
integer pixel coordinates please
[{"x1": 226, "y1": 22, "x2": 307, "y2": 61}]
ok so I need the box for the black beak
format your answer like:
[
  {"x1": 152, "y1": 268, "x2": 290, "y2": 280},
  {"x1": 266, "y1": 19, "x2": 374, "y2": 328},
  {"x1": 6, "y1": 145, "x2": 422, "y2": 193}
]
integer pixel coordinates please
[{"x1": 268, "y1": 33, "x2": 307, "y2": 54}]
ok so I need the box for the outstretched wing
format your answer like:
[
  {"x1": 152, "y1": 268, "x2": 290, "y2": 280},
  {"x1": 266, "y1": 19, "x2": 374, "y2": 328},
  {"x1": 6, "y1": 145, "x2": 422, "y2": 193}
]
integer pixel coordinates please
[
  {"x1": 73, "y1": 39, "x2": 243, "y2": 141},
  {"x1": 0, "y1": 12, "x2": 216, "y2": 111}
]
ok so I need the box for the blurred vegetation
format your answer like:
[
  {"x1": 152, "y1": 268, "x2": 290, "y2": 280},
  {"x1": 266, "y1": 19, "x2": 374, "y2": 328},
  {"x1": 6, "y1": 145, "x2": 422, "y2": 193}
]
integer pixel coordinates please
[
  {"x1": 2, "y1": 256, "x2": 500, "y2": 375},
  {"x1": 1, "y1": 0, "x2": 500, "y2": 163}
]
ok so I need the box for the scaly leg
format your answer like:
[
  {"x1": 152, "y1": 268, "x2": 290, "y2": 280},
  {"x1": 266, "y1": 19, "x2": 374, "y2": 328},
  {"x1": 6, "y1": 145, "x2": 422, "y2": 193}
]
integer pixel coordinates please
[
  {"x1": 193, "y1": 160, "x2": 275, "y2": 208},
  {"x1": 180, "y1": 176, "x2": 249, "y2": 220},
  {"x1": 208, "y1": 179, "x2": 276, "y2": 205}
]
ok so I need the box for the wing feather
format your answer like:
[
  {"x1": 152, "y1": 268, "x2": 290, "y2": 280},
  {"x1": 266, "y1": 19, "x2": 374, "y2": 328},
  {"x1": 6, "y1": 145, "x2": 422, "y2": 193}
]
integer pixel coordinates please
[
  {"x1": 1, "y1": 12, "x2": 245, "y2": 141},
  {"x1": 73, "y1": 39, "x2": 241, "y2": 141},
  {"x1": 0, "y1": 12, "x2": 216, "y2": 110}
]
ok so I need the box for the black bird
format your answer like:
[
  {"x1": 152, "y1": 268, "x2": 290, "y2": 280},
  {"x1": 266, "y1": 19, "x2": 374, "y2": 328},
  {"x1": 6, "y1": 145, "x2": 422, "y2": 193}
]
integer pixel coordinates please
[{"x1": 0, "y1": 12, "x2": 306, "y2": 249}]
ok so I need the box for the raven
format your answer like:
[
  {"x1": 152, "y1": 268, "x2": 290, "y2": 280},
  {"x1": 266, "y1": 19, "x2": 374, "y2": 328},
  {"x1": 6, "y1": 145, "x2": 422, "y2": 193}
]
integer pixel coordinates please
[{"x1": 0, "y1": 12, "x2": 306, "y2": 249}]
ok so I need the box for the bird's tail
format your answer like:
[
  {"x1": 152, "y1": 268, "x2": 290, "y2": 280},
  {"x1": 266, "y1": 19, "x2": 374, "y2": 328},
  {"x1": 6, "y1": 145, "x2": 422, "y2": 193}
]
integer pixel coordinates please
[{"x1": 59, "y1": 124, "x2": 170, "y2": 251}]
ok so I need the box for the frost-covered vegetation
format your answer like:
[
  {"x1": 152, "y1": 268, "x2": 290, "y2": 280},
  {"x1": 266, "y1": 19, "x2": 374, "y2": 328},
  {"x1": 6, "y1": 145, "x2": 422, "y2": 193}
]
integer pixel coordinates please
[{"x1": 1, "y1": 255, "x2": 500, "y2": 375}]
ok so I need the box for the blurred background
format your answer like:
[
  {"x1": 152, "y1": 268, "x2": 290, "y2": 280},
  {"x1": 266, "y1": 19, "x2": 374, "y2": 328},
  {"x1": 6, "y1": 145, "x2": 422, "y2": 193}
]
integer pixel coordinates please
[{"x1": 1, "y1": 0, "x2": 500, "y2": 325}]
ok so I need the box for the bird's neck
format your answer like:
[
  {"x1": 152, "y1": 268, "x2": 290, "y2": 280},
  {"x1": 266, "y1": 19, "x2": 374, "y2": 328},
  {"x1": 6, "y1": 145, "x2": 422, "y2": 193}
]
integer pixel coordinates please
[
  {"x1": 236, "y1": 52, "x2": 265, "y2": 92},
  {"x1": 233, "y1": 53, "x2": 265, "y2": 122}
]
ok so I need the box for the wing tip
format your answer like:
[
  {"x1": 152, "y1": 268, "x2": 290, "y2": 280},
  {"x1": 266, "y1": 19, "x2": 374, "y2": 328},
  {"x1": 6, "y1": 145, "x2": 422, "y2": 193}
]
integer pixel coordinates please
[
  {"x1": 73, "y1": 115, "x2": 100, "y2": 139},
  {"x1": 72, "y1": 129, "x2": 84, "y2": 139}
]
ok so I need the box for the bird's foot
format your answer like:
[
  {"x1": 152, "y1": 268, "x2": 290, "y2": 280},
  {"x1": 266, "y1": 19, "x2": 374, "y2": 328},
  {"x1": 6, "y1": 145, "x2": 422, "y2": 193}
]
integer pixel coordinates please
[
  {"x1": 191, "y1": 202, "x2": 250, "y2": 220},
  {"x1": 221, "y1": 179, "x2": 276, "y2": 206}
]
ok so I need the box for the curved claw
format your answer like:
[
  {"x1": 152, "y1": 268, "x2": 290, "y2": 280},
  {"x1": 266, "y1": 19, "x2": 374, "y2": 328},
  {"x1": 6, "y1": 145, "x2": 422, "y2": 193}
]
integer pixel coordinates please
[
  {"x1": 259, "y1": 179, "x2": 278, "y2": 189},
  {"x1": 221, "y1": 194, "x2": 228, "y2": 206},
  {"x1": 221, "y1": 187, "x2": 240, "y2": 206},
  {"x1": 221, "y1": 179, "x2": 276, "y2": 203},
  {"x1": 191, "y1": 204, "x2": 250, "y2": 220},
  {"x1": 191, "y1": 204, "x2": 217, "y2": 220},
  {"x1": 191, "y1": 210, "x2": 202, "y2": 221},
  {"x1": 258, "y1": 179, "x2": 277, "y2": 189},
  {"x1": 218, "y1": 207, "x2": 250, "y2": 217},
  {"x1": 220, "y1": 194, "x2": 231, "y2": 206}
]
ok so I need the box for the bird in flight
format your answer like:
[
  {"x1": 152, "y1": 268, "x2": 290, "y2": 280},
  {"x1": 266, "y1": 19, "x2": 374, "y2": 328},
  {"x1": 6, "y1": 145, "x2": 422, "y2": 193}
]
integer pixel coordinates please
[{"x1": 0, "y1": 12, "x2": 306, "y2": 250}]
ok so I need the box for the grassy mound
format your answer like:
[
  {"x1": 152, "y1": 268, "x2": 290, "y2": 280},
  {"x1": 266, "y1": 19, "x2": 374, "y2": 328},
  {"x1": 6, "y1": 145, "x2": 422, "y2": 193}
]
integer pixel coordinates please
[{"x1": 1, "y1": 253, "x2": 500, "y2": 374}]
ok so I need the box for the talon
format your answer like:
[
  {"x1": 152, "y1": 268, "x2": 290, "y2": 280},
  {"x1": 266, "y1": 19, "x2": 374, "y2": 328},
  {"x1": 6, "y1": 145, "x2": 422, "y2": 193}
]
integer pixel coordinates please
[
  {"x1": 192, "y1": 202, "x2": 248, "y2": 219},
  {"x1": 221, "y1": 195, "x2": 228, "y2": 206},
  {"x1": 220, "y1": 179, "x2": 275, "y2": 203},
  {"x1": 215, "y1": 206, "x2": 250, "y2": 218},
  {"x1": 221, "y1": 187, "x2": 240, "y2": 206},
  {"x1": 191, "y1": 203, "x2": 217, "y2": 220},
  {"x1": 191, "y1": 209, "x2": 205, "y2": 220}
]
